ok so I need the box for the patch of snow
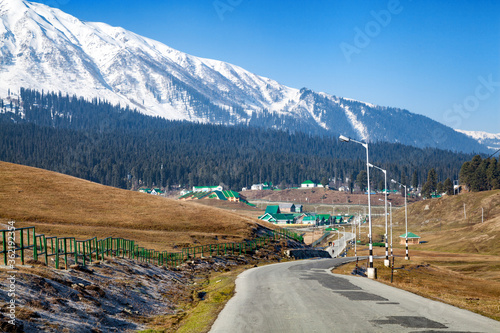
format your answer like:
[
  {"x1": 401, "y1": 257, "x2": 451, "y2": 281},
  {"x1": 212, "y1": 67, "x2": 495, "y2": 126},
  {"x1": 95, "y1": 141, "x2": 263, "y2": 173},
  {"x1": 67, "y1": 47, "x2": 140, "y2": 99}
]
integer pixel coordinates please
[
  {"x1": 343, "y1": 105, "x2": 368, "y2": 141},
  {"x1": 455, "y1": 129, "x2": 500, "y2": 141}
]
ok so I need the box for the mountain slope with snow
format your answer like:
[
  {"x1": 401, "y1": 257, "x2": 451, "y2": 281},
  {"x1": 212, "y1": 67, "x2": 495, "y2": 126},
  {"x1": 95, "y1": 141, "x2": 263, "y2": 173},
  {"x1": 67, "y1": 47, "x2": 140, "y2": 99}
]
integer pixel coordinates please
[
  {"x1": 456, "y1": 130, "x2": 500, "y2": 150},
  {"x1": 0, "y1": 0, "x2": 489, "y2": 153}
]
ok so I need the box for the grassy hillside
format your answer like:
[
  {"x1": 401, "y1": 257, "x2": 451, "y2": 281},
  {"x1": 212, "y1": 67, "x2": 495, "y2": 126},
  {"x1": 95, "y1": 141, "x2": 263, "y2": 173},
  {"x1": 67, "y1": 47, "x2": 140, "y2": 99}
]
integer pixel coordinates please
[
  {"x1": 375, "y1": 189, "x2": 500, "y2": 255},
  {"x1": 0, "y1": 161, "x2": 271, "y2": 251}
]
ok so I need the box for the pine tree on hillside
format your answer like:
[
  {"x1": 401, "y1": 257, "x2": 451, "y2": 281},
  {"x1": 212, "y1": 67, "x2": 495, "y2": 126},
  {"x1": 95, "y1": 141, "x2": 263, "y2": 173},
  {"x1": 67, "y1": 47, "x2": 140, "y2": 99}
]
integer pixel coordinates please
[
  {"x1": 443, "y1": 178, "x2": 453, "y2": 195},
  {"x1": 411, "y1": 170, "x2": 418, "y2": 189},
  {"x1": 469, "y1": 155, "x2": 487, "y2": 192},
  {"x1": 486, "y1": 158, "x2": 499, "y2": 190},
  {"x1": 422, "y1": 168, "x2": 438, "y2": 198},
  {"x1": 459, "y1": 161, "x2": 472, "y2": 189},
  {"x1": 356, "y1": 170, "x2": 368, "y2": 192},
  {"x1": 436, "y1": 181, "x2": 444, "y2": 194}
]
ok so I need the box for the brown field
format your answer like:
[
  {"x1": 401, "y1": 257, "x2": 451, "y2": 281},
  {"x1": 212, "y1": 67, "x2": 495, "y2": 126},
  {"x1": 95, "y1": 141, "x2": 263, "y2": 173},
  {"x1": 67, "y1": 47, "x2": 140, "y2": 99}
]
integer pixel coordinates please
[
  {"x1": 369, "y1": 189, "x2": 500, "y2": 256},
  {"x1": 334, "y1": 248, "x2": 500, "y2": 321},
  {"x1": 335, "y1": 189, "x2": 500, "y2": 321},
  {"x1": 0, "y1": 161, "x2": 276, "y2": 251},
  {"x1": 243, "y1": 187, "x2": 416, "y2": 206},
  {"x1": 2, "y1": 161, "x2": 500, "y2": 323}
]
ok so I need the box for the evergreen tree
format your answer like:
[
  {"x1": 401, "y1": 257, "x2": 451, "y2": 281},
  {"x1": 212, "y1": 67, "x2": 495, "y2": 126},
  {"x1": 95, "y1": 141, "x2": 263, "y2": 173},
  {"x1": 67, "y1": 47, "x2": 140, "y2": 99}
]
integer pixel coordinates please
[
  {"x1": 443, "y1": 178, "x2": 453, "y2": 195},
  {"x1": 491, "y1": 158, "x2": 500, "y2": 190},
  {"x1": 422, "y1": 168, "x2": 438, "y2": 198},
  {"x1": 459, "y1": 161, "x2": 472, "y2": 189},
  {"x1": 401, "y1": 171, "x2": 408, "y2": 188},
  {"x1": 469, "y1": 155, "x2": 486, "y2": 192},
  {"x1": 411, "y1": 170, "x2": 418, "y2": 189},
  {"x1": 436, "y1": 181, "x2": 444, "y2": 194},
  {"x1": 356, "y1": 170, "x2": 368, "y2": 192},
  {"x1": 320, "y1": 176, "x2": 329, "y2": 189}
]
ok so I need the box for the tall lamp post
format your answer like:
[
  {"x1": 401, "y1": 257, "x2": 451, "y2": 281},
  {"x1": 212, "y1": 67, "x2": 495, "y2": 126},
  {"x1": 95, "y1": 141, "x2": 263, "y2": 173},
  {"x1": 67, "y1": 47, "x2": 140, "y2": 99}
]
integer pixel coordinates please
[
  {"x1": 388, "y1": 200, "x2": 393, "y2": 258},
  {"x1": 370, "y1": 164, "x2": 389, "y2": 267},
  {"x1": 339, "y1": 135, "x2": 376, "y2": 278},
  {"x1": 391, "y1": 179, "x2": 409, "y2": 260}
]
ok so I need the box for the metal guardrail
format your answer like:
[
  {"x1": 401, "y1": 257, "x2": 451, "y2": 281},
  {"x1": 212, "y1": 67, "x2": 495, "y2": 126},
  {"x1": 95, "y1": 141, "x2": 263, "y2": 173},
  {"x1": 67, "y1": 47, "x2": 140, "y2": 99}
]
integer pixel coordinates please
[
  {"x1": 0, "y1": 225, "x2": 303, "y2": 269},
  {"x1": 311, "y1": 231, "x2": 331, "y2": 247}
]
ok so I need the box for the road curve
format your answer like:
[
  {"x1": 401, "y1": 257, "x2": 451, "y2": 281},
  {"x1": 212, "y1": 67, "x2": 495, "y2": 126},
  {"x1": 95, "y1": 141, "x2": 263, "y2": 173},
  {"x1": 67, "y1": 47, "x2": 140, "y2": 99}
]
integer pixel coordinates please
[{"x1": 210, "y1": 258, "x2": 500, "y2": 333}]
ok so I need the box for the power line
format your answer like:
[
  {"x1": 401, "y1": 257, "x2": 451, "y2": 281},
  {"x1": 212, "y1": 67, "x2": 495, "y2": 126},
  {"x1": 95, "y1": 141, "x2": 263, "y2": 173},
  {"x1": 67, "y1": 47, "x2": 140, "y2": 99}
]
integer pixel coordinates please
[{"x1": 486, "y1": 147, "x2": 500, "y2": 160}]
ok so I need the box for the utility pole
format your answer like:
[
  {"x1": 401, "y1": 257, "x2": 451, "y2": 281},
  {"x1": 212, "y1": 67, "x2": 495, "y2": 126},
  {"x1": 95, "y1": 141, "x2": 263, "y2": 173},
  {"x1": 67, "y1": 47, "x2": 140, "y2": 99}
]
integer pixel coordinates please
[{"x1": 464, "y1": 203, "x2": 467, "y2": 222}]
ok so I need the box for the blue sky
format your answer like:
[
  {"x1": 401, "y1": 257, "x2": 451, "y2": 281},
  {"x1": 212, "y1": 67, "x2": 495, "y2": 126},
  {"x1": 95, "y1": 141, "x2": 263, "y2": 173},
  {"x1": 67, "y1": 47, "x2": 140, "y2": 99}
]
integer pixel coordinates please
[{"x1": 37, "y1": 0, "x2": 500, "y2": 133}]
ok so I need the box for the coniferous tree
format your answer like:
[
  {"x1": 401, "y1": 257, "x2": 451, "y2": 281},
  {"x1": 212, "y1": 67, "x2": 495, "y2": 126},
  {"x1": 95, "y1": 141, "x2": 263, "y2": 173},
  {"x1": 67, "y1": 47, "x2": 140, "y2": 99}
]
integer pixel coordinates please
[
  {"x1": 356, "y1": 171, "x2": 368, "y2": 192},
  {"x1": 459, "y1": 161, "x2": 472, "y2": 189},
  {"x1": 422, "y1": 168, "x2": 438, "y2": 198},
  {"x1": 411, "y1": 170, "x2": 418, "y2": 190},
  {"x1": 443, "y1": 178, "x2": 453, "y2": 195},
  {"x1": 0, "y1": 88, "x2": 476, "y2": 191},
  {"x1": 487, "y1": 158, "x2": 500, "y2": 189},
  {"x1": 436, "y1": 181, "x2": 444, "y2": 194},
  {"x1": 469, "y1": 155, "x2": 486, "y2": 192}
]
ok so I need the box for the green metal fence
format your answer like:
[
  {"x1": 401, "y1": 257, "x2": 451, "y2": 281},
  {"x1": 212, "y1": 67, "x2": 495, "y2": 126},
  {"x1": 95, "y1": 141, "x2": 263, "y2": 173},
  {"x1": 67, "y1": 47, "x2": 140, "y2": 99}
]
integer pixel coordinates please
[{"x1": 0, "y1": 225, "x2": 303, "y2": 270}]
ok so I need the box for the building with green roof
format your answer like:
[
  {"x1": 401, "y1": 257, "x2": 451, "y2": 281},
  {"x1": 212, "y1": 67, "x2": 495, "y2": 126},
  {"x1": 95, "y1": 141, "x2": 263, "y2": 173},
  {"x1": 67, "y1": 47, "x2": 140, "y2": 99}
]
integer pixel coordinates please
[
  {"x1": 301, "y1": 180, "x2": 316, "y2": 188},
  {"x1": 258, "y1": 213, "x2": 296, "y2": 225},
  {"x1": 265, "y1": 205, "x2": 280, "y2": 214},
  {"x1": 399, "y1": 232, "x2": 421, "y2": 245}
]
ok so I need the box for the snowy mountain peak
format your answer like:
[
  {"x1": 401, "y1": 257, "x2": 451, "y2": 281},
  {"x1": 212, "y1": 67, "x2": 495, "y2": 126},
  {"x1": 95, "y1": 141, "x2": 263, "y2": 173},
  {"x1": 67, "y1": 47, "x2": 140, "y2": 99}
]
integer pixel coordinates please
[
  {"x1": 455, "y1": 129, "x2": 500, "y2": 150},
  {"x1": 0, "y1": 0, "x2": 490, "y2": 153}
]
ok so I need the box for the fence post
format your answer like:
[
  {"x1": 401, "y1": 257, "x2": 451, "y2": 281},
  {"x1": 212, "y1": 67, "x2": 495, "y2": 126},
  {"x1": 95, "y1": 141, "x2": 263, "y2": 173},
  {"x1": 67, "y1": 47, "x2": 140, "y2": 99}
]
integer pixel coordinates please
[
  {"x1": 20, "y1": 229, "x2": 25, "y2": 265},
  {"x1": 55, "y1": 238, "x2": 59, "y2": 269},
  {"x1": 2, "y1": 231, "x2": 6, "y2": 266},
  {"x1": 32, "y1": 228, "x2": 38, "y2": 261},
  {"x1": 44, "y1": 236, "x2": 48, "y2": 265}
]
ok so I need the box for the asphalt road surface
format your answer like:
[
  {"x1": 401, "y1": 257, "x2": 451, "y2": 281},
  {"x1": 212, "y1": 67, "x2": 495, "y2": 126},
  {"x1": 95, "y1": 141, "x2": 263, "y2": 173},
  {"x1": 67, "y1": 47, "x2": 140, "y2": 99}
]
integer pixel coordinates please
[{"x1": 210, "y1": 258, "x2": 500, "y2": 333}]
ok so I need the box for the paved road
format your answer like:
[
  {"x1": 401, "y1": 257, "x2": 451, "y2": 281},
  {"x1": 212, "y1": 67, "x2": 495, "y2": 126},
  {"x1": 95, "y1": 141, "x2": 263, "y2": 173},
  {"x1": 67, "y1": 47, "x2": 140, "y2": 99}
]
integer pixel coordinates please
[
  {"x1": 210, "y1": 258, "x2": 500, "y2": 333},
  {"x1": 325, "y1": 231, "x2": 355, "y2": 257}
]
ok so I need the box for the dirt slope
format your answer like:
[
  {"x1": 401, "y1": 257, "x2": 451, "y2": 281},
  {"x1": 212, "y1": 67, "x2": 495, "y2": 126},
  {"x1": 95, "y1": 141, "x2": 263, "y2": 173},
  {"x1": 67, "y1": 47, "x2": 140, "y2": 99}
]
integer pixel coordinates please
[{"x1": 374, "y1": 189, "x2": 500, "y2": 255}]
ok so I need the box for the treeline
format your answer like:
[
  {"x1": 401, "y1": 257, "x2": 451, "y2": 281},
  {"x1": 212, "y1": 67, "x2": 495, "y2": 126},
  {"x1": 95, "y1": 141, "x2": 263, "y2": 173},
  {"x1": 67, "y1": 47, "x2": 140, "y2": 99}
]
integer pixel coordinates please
[
  {"x1": 0, "y1": 88, "x2": 475, "y2": 191},
  {"x1": 459, "y1": 155, "x2": 500, "y2": 192}
]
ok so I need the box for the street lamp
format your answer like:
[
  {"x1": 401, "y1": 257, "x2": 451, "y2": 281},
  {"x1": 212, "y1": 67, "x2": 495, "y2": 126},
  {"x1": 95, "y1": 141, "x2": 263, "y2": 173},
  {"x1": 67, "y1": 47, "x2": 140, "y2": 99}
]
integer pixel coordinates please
[
  {"x1": 371, "y1": 163, "x2": 389, "y2": 267},
  {"x1": 391, "y1": 179, "x2": 409, "y2": 260},
  {"x1": 339, "y1": 135, "x2": 375, "y2": 278},
  {"x1": 352, "y1": 219, "x2": 357, "y2": 257}
]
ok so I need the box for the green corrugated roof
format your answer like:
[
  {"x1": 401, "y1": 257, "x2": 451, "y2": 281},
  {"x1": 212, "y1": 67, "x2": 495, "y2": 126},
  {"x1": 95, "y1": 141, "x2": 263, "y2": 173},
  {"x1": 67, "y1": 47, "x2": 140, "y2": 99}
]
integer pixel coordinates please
[
  {"x1": 178, "y1": 191, "x2": 193, "y2": 199},
  {"x1": 399, "y1": 232, "x2": 420, "y2": 238},
  {"x1": 213, "y1": 191, "x2": 227, "y2": 200},
  {"x1": 222, "y1": 190, "x2": 240, "y2": 198},
  {"x1": 273, "y1": 214, "x2": 295, "y2": 220},
  {"x1": 302, "y1": 180, "x2": 315, "y2": 184},
  {"x1": 265, "y1": 205, "x2": 280, "y2": 214}
]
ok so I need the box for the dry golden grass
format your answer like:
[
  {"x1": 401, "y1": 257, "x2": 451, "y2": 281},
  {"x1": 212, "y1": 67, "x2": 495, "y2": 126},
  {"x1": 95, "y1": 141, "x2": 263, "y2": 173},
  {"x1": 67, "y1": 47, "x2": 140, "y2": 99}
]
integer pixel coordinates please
[
  {"x1": 370, "y1": 189, "x2": 500, "y2": 255},
  {"x1": 0, "y1": 161, "x2": 275, "y2": 251},
  {"x1": 334, "y1": 249, "x2": 500, "y2": 321}
]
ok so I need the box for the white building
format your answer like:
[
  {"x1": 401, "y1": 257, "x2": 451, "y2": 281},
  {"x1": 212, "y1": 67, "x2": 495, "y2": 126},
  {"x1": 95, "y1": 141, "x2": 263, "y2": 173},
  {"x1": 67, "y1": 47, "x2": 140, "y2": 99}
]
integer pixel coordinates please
[
  {"x1": 301, "y1": 180, "x2": 316, "y2": 188},
  {"x1": 192, "y1": 185, "x2": 223, "y2": 192}
]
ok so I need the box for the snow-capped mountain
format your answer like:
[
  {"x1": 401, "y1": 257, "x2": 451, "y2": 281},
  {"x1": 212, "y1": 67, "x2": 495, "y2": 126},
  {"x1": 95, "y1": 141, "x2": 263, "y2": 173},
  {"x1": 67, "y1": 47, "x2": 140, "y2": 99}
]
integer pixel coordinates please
[
  {"x1": 455, "y1": 130, "x2": 500, "y2": 151},
  {"x1": 0, "y1": 0, "x2": 489, "y2": 153}
]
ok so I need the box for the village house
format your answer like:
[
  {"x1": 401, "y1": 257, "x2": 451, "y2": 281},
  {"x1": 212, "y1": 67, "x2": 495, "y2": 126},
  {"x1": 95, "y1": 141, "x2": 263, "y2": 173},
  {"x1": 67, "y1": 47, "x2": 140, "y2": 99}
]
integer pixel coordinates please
[
  {"x1": 301, "y1": 180, "x2": 316, "y2": 188},
  {"x1": 250, "y1": 182, "x2": 273, "y2": 190},
  {"x1": 258, "y1": 213, "x2": 296, "y2": 225},
  {"x1": 399, "y1": 232, "x2": 421, "y2": 245},
  {"x1": 279, "y1": 203, "x2": 295, "y2": 213},
  {"x1": 295, "y1": 204, "x2": 303, "y2": 213},
  {"x1": 265, "y1": 205, "x2": 280, "y2": 214},
  {"x1": 192, "y1": 185, "x2": 223, "y2": 192},
  {"x1": 179, "y1": 189, "x2": 248, "y2": 204}
]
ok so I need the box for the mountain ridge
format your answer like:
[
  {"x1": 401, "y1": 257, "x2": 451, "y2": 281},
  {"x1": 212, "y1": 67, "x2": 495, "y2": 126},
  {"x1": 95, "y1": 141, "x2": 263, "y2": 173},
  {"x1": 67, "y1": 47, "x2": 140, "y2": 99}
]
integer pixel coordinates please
[{"x1": 0, "y1": 0, "x2": 489, "y2": 153}]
